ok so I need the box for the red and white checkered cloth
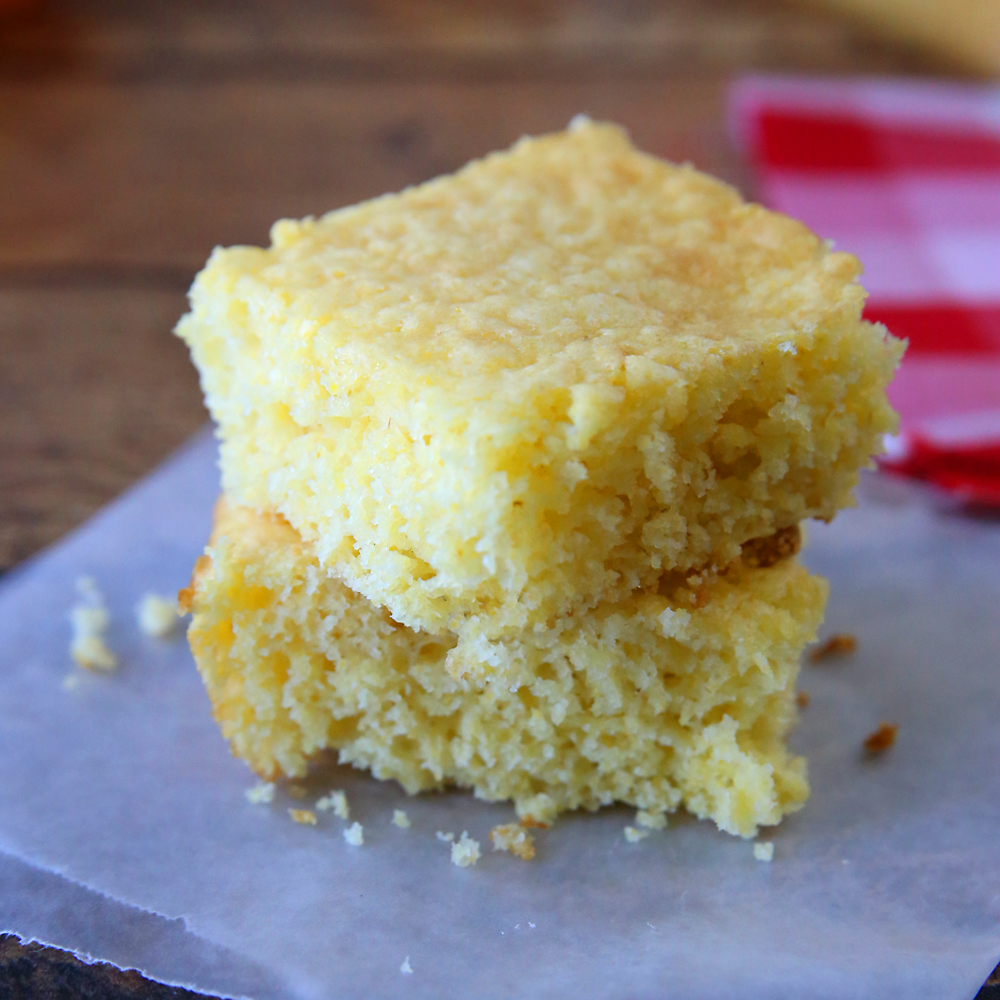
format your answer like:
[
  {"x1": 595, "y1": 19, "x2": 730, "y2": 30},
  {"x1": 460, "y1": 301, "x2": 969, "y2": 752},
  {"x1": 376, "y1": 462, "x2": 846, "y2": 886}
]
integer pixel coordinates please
[{"x1": 730, "y1": 77, "x2": 1000, "y2": 506}]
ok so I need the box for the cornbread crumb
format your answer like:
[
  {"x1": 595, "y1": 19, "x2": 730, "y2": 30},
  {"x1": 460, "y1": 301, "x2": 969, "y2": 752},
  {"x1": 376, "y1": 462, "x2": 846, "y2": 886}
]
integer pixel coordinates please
[
  {"x1": 796, "y1": 690, "x2": 811, "y2": 709},
  {"x1": 635, "y1": 809, "x2": 667, "y2": 831},
  {"x1": 863, "y1": 722, "x2": 898, "y2": 754},
  {"x1": 400, "y1": 957, "x2": 413, "y2": 975},
  {"x1": 753, "y1": 841, "x2": 774, "y2": 862},
  {"x1": 490, "y1": 823, "x2": 536, "y2": 860},
  {"x1": 450, "y1": 831, "x2": 481, "y2": 867},
  {"x1": 343, "y1": 822, "x2": 364, "y2": 846},
  {"x1": 392, "y1": 809, "x2": 411, "y2": 829},
  {"x1": 71, "y1": 635, "x2": 117, "y2": 672},
  {"x1": 316, "y1": 790, "x2": 349, "y2": 819},
  {"x1": 245, "y1": 782, "x2": 275, "y2": 804},
  {"x1": 624, "y1": 826, "x2": 650, "y2": 843},
  {"x1": 69, "y1": 577, "x2": 116, "y2": 672},
  {"x1": 436, "y1": 831, "x2": 454, "y2": 843},
  {"x1": 289, "y1": 808, "x2": 317, "y2": 825},
  {"x1": 136, "y1": 593, "x2": 181, "y2": 638},
  {"x1": 810, "y1": 634, "x2": 858, "y2": 662}
]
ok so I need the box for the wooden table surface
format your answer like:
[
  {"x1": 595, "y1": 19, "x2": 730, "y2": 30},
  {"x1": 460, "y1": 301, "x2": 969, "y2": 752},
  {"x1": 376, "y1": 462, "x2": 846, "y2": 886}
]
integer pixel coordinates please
[{"x1": 1, "y1": 1, "x2": 997, "y2": 997}]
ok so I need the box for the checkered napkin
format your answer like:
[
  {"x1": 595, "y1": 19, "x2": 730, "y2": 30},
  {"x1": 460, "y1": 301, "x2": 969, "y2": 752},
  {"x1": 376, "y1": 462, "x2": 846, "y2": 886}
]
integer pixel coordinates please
[{"x1": 730, "y1": 77, "x2": 1000, "y2": 506}]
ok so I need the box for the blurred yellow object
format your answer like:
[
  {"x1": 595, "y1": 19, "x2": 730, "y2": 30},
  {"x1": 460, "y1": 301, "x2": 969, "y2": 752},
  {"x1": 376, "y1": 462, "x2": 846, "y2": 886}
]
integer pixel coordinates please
[{"x1": 808, "y1": 0, "x2": 1000, "y2": 74}]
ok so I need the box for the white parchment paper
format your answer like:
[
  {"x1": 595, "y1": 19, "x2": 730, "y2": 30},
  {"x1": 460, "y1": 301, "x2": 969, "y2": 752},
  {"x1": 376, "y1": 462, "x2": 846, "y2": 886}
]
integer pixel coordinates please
[{"x1": 1, "y1": 429, "x2": 998, "y2": 1000}]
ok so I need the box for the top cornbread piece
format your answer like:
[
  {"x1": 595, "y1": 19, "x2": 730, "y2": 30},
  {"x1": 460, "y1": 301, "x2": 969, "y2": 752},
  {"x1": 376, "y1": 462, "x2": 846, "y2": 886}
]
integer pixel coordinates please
[{"x1": 177, "y1": 118, "x2": 903, "y2": 640}]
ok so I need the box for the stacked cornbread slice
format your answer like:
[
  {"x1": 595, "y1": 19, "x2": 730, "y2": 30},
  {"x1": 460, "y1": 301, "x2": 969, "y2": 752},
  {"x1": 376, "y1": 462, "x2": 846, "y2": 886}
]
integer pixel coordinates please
[{"x1": 177, "y1": 119, "x2": 903, "y2": 837}]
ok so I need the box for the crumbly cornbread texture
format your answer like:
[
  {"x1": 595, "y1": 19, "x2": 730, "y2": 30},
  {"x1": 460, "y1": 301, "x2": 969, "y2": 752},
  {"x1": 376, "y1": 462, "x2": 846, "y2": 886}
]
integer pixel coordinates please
[
  {"x1": 177, "y1": 119, "x2": 901, "y2": 643},
  {"x1": 185, "y1": 499, "x2": 827, "y2": 838}
]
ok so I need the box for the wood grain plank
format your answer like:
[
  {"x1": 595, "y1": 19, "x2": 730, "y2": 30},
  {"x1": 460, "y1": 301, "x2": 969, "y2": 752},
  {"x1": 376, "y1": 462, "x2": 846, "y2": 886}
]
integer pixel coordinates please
[
  {"x1": 0, "y1": 77, "x2": 749, "y2": 273},
  {"x1": 0, "y1": 0, "x2": 938, "y2": 82},
  {"x1": 0, "y1": 287, "x2": 205, "y2": 570}
]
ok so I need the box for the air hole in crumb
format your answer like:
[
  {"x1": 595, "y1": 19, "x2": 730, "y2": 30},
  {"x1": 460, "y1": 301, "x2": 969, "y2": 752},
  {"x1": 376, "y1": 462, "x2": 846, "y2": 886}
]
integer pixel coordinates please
[
  {"x1": 535, "y1": 662, "x2": 557, "y2": 682},
  {"x1": 516, "y1": 688, "x2": 540, "y2": 711}
]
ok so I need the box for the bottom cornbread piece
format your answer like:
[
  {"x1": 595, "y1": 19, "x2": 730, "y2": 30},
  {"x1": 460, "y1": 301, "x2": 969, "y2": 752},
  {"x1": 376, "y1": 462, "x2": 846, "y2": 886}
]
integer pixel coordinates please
[{"x1": 183, "y1": 500, "x2": 827, "y2": 837}]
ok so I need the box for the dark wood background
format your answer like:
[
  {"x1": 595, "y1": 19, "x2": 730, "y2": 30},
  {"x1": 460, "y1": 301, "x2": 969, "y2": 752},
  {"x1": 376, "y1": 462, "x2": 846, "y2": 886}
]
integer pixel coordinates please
[{"x1": 1, "y1": 1, "x2": 997, "y2": 997}]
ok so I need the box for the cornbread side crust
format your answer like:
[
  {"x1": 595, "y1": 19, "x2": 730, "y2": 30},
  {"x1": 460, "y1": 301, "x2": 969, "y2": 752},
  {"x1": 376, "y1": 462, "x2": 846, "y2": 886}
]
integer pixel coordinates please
[
  {"x1": 185, "y1": 498, "x2": 827, "y2": 838},
  {"x1": 177, "y1": 118, "x2": 902, "y2": 645}
]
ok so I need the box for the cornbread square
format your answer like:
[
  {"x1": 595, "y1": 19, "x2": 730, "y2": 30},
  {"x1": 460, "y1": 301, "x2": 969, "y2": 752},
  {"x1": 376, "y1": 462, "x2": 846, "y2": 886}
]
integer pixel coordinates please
[
  {"x1": 177, "y1": 118, "x2": 901, "y2": 642},
  {"x1": 183, "y1": 498, "x2": 827, "y2": 838}
]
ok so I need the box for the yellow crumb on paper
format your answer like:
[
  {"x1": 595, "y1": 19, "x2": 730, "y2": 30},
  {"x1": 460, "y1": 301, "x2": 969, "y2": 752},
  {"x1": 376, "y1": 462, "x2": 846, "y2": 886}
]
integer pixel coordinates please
[
  {"x1": 69, "y1": 577, "x2": 116, "y2": 672},
  {"x1": 245, "y1": 782, "x2": 275, "y2": 804},
  {"x1": 392, "y1": 809, "x2": 411, "y2": 828},
  {"x1": 624, "y1": 826, "x2": 649, "y2": 843},
  {"x1": 70, "y1": 634, "x2": 117, "y2": 672},
  {"x1": 289, "y1": 808, "x2": 317, "y2": 825},
  {"x1": 753, "y1": 841, "x2": 774, "y2": 862},
  {"x1": 400, "y1": 957, "x2": 413, "y2": 975},
  {"x1": 450, "y1": 831, "x2": 481, "y2": 867},
  {"x1": 343, "y1": 822, "x2": 364, "y2": 846},
  {"x1": 635, "y1": 809, "x2": 667, "y2": 830},
  {"x1": 316, "y1": 790, "x2": 349, "y2": 819},
  {"x1": 490, "y1": 823, "x2": 536, "y2": 860},
  {"x1": 436, "y1": 831, "x2": 454, "y2": 843},
  {"x1": 136, "y1": 593, "x2": 181, "y2": 638}
]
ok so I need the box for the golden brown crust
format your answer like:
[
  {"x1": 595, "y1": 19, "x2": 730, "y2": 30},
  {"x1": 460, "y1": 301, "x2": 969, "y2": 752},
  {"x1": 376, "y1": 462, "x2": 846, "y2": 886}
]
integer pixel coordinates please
[
  {"x1": 177, "y1": 553, "x2": 211, "y2": 614},
  {"x1": 518, "y1": 816, "x2": 550, "y2": 830},
  {"x1": 809, "y1": 633, "x2": 858, "y2": 662},
  {"x1": 863, "y1": 722, "x2": 898, "y2": 754},
  {"x1": 741, "y1": 525, "x2": 802, "y2": 569}
]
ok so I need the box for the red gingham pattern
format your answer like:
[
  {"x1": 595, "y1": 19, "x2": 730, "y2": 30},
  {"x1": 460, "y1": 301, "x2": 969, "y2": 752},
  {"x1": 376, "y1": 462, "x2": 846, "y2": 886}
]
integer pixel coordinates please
[{"x1": 730, "y1": 78, "x2": 1000, "y2": 505}]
